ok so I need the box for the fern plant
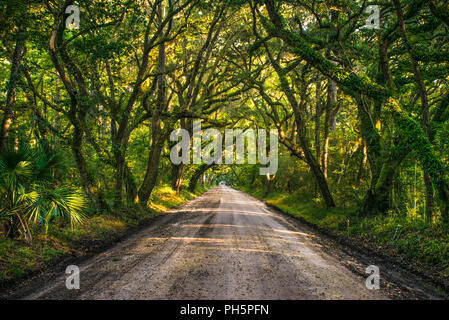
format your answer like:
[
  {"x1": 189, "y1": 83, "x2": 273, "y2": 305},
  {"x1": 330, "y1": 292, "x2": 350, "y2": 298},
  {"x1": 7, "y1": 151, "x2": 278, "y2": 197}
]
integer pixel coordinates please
[{"x1": 0, "y1": 144, "x2": 86, "y2": 243}]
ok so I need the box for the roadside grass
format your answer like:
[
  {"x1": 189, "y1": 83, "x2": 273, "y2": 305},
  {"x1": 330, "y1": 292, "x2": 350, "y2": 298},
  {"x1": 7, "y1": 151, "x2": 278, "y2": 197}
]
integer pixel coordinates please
[
  {"x1": 240, "y1": 186, "x2": 449, "y2": 282},
  {"x1": 0, "y1": 185, "x2": 208, "y2": 287}
]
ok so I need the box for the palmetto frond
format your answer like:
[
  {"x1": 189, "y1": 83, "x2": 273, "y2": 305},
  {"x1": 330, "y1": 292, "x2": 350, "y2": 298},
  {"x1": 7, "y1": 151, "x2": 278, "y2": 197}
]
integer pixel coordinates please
[
  {"x1": 33, "y1": 145, "x2": 66, "y2": 182},
  {"x1": 0, "y1": 143, "x2": 87, "y2": 240},
  {"x1": 0, "y1": 144, "x2": 34, "y2": 191},
  {"x1": 28, "y1": 185, "x2": 87, "y2": 231}
]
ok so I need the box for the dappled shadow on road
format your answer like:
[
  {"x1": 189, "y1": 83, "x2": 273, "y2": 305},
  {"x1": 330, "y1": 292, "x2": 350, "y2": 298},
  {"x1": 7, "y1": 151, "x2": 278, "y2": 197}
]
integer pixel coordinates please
[
  {"x1": 180, "y1": 224, "x2": 318, "y2": 238},
  {"x1": 137, "y1": 234, "x2": 323, "y2": 259}
]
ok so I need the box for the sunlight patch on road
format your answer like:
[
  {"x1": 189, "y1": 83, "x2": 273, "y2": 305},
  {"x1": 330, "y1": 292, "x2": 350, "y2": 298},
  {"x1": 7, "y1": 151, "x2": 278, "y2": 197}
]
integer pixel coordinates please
[
  {"x1": 141, "y1": 235, "x2": 323, "y2": 247},
  {"x1": 165, "y1": 208, "x2": 272, "y2": 216}
]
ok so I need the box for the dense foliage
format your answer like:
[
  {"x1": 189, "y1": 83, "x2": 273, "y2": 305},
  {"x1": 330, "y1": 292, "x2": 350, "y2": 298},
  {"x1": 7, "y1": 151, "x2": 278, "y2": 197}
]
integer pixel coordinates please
[{"x1": 0, "y1": 0, "x2": 448, "y2": 258}]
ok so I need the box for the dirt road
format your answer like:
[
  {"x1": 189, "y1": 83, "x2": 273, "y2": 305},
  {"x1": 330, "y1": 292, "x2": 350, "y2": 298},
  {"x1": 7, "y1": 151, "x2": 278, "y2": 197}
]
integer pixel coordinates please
[{"x1": 7, "y1": 187, "x2": 446, "y2": 300}]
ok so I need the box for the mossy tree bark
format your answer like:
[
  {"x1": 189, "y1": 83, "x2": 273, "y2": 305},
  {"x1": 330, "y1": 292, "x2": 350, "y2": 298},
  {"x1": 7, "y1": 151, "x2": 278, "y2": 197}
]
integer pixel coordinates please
[{"x1": 261, "y1": 0, "x2": 449, "y2": 221}]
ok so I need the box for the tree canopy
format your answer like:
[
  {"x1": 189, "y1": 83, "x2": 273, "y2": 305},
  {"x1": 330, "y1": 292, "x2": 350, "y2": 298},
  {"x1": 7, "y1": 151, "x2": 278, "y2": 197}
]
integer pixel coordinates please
[{"x1": 1, "y1": 0, "x2": 448, "y2": 241}]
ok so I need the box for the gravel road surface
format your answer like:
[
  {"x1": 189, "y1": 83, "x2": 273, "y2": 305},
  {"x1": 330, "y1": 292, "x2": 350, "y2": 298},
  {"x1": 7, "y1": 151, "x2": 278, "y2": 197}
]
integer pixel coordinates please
[{"x1": 7, "y1": 186, "x2": 445, "y2": 300}]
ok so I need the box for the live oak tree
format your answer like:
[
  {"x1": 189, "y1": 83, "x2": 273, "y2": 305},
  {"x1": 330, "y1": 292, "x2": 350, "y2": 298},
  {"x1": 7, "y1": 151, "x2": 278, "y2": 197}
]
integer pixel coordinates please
[{"x1": 1, "y1": 0, "x2": 448, "y2": 241}]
